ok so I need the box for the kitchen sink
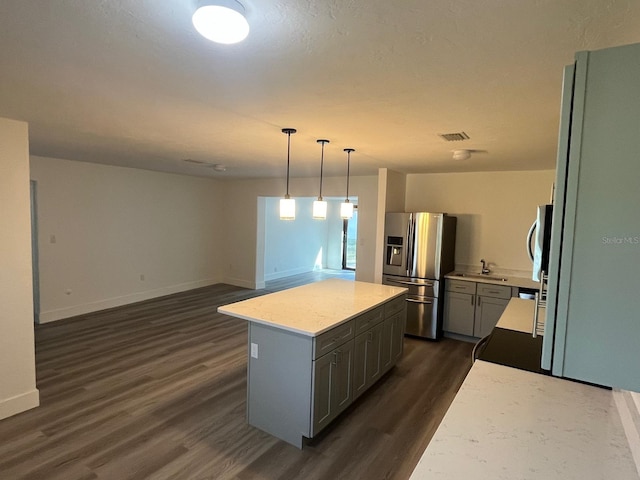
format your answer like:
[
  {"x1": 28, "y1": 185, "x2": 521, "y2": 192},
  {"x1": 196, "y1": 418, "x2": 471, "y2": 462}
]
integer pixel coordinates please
[{"x1": 453, "y1": 273, "x2": 509, "y2": 282}]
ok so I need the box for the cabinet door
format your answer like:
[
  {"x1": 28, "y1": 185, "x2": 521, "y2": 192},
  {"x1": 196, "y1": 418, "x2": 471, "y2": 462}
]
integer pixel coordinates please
[
  {"x1": 473, "y1": 296, "x2": 509, "y2": 338},
  {"x1": 332, "y1": 341, "x2": 354, "y2": 416},
  {"x1": 312, "y1": 352, "x2": 334, "y2": 435},
  {"x1": 389, "y1": 313, "x2": 405, "y2": 365},
  {"x1": 382, "y1": 311, "x2": 406, "y2": 372},
  {"x1": 354, "y1": 322, "x2": 385, "y2": 400},
  {"x1": 443, "y1": 291, "x2": 475, "y2": 336},
  {"x1": 366, "y1": 323, "x2": 384, "y2": 385},
  {"x1": 352, "y1": 333, "x2": 368, "y2": 399}
]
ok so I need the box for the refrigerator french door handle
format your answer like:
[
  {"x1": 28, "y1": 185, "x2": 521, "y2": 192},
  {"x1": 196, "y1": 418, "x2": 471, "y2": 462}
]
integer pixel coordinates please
[
  {"x1": 532, "y1": 292, "x2": 540, "y2": 338},
  {"x1": 406, "y1": 215, "x2": 414, "y2": 276},
  {"x1": 391, "y1": 280, "x2": 434, "y2": 287},
  {"x1": 406, "y1": 298, "x2": 433, "y2": 305},
  {"x1": 526, "y1": 221, "x2": 536, "y2": 262}
]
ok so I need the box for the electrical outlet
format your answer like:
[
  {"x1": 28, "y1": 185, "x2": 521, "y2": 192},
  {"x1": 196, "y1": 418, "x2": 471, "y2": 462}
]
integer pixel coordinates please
[
  {"x1": 140, "y1": 274, "x2": 145, "y2": 281},
  {"x1": 251, "y1": 343, "x2": 258, "y2": 359},
  {"x1": 50, "y1": 234, "x2": 56, "y2": 244}
]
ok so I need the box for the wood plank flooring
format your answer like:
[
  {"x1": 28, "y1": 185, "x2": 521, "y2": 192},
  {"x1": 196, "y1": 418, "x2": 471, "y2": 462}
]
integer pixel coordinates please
[{"x1": 0, "y1": 271, "x2": 473, "y2": 480}]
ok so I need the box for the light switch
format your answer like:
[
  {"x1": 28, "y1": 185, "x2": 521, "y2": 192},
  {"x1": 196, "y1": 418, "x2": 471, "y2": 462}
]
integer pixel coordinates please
[{"x1": 251, "y1": 342, "x2": 258, "y2": 359}]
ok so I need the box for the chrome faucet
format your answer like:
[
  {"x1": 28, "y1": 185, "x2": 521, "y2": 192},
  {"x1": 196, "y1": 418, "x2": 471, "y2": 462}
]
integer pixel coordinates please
[{"x1": 480, "y1": 259, "x2": 491, "y2": 275}]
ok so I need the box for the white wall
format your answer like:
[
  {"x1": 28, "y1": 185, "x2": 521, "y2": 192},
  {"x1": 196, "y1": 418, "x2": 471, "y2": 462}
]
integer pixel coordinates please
[
  {"x1": 405, "y1": 170, "x2": 556, "y2": 276},
  {"x1": 263, "y1": 197, "x2": 345, "y2": 280},
  {"x1": 30, "y1": 156, "x2": 224, "y2": 322},
  {"x1": 0, "y1": 117, "x2": 39, "y2": 420},
  {"x1": 222, "y1": 175, "x2": 379, "y2": 288},
  {"x1": 374, "y1": 168, "x2": 406, "y2": 282}
]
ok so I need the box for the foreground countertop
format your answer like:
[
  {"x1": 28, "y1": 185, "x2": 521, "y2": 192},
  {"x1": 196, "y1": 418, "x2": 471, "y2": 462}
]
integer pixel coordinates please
[
  {"x1": 217, "y1": 279, "x2": 407, "y2": 337},
  {"x1": 409, "y1": 360, "x2": 638, "y2": 480}
]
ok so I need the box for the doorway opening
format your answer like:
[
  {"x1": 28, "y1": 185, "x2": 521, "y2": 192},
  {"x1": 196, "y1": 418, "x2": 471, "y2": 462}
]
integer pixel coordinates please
[{"x1": 342, "y1": 205, "x2": 358, "y2": 270}]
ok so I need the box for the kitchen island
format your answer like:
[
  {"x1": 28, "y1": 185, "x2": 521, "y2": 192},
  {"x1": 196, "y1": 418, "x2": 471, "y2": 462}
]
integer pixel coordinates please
[{"x1": 218, "y1": 279, "x2": 407, "y2": 448}]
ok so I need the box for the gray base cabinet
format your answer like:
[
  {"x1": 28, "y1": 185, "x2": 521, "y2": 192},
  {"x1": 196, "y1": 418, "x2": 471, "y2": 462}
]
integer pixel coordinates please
[
  {"x1": 474, "y1": 295, "x2": 509, "y2": 338},
  {"x1": 312, "y1": 339, "x2": 354, "y2": 435},
  {"x1": 443, "y1": 291, "x2": 475, "y2": 336},
  {"x1": 353, "y1": 323, "x2": 383, "y2": 400},
  {"x1": 247, "y1": 295, "x2": 406, "y2": 448},
  {"x1": 444, "y1": 280, "x2": 511, "y2": 338},
  {"x1": 382, "y1": 311, "x2": 405, "y2": 370}
]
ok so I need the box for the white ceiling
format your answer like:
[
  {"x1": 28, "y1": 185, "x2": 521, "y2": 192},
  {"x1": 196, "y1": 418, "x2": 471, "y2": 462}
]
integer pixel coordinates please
[{"x1": 1, "y1": 1, "x2": 639, "y2": 179}]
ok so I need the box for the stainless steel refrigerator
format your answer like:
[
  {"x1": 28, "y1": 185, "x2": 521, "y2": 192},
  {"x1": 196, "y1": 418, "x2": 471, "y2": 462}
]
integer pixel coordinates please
[
  {"x1": 382, "y1": 212, "x2": 456, "y2": 339},
  {"x1": 539, "y1": 42, "x2": 640, "y2": 391}
]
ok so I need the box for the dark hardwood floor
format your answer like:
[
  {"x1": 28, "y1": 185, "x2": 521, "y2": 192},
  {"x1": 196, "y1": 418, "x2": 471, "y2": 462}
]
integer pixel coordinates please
[{"x1": 0, "y1": 271, "x2": 473, "y2": 480}]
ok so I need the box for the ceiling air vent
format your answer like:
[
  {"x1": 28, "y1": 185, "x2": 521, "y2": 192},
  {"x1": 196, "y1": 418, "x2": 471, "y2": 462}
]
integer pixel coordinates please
[{"x1": 439, "y1": 132, "x2": 470, "y2": 142}]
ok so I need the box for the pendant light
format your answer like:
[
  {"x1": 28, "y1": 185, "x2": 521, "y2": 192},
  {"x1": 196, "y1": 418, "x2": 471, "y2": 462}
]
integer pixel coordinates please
[
  {"x1": 340, "y1": 148, "x2": 355, "y2": 219},
  {"x1": 313, "y1": 139, "x2": 329, "y2": 220},
  {"x1": 280, "y1": 128, "x2": 297, "y2": 220}
]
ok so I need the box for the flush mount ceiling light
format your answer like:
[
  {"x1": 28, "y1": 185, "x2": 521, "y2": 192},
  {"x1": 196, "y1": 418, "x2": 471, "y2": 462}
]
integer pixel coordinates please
[
  {"x1": 192, "y1": 0, "x2": 250, "y2": 45},
  {"x1": 451, "y1": 149, "x2": 488, "y2": 161},
  {"x1": 280, "y1": 128, "x2": 297, "y2": 220},
  {"x1": 340, "y1": 148, "x2": 355, "y2": 219},
  {"x1": 313, "y1": 139, "x2": 330, "y2": 220},
  {"x1": 452, "y1": 149, "x2": 472, "y2": 161}
]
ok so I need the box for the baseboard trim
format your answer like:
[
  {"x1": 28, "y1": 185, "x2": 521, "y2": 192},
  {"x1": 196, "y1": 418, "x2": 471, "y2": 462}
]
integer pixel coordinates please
[
  {"x1": 0, "y1": 388, "x2": 40, "y2": 421},
  {"x1": 264, "y1": 266, "x2": 313, "y2": 282},
  {"x1": 614, "y1": 390, "x2": 640, "y2": 476},
  {"x1": 222, "y1": 276, "x2": 258, "y2": 290},
  {"x1": 38, "y1": 278, "x2": 222, "y2": 323}
]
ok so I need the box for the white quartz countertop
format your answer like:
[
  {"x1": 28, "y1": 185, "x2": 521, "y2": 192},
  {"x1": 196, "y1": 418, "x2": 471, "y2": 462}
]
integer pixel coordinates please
[
  {"x1": 409, "y1": 360, "x2": 639, "y2": 480},
  {"x1": 217, "y1": 279, "x2": 407, "y2": 337},
  {"x1": 445, "y1": 271, "x2": 540, "y2": 289},
  {"x1": 495, "y1": 297, "x2": 546, "y2": 334}
]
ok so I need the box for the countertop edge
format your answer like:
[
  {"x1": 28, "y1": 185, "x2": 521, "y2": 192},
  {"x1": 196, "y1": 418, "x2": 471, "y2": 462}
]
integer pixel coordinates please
[
  {"x1": 445, "y1": 271, "x2": 539, "y2": 289},
  {"x1": 217, "y1": 280, "x2": 407, "y2": 337}
]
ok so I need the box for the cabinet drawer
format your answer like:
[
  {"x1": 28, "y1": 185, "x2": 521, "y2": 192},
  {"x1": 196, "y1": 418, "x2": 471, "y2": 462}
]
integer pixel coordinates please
[
  {"x1": 384, "y1": 295, "x2": 406, "y2": 318},
  {"x1": 446, "y1": 279, "x2": 476, "y2": 294},
  {"x1": 477, "y1": 283, "x2": 511, "y2": 299},
  {"x1": 313, "y1": 320, "x2": 355, "y2": 360},
  {"x1": 355, "y1": 306, "x2": 384, "y2": 336}
]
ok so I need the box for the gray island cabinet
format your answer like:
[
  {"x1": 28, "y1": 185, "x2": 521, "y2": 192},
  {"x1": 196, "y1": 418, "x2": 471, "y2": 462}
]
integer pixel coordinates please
[{"x1": 218, "y1": 279, "x2": 407, "y2": 448}]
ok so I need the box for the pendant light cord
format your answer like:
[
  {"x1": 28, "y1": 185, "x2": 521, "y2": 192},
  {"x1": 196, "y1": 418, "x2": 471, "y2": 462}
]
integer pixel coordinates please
[
  {"x1": 344, "y1": 148, "x2": 354, "y2": 201},
  {"x1": 319, "y1": 142, "x2": 324, "y2": 200},
  {"x1": 286, "y1": 131, "x2": 291, "y2": 198},
  {"x1": 317, "y1": 139, "x2": 330, "y2": 200},
  {"x1": 282, "y1": 128, "x2": 296, "y2": 199}
]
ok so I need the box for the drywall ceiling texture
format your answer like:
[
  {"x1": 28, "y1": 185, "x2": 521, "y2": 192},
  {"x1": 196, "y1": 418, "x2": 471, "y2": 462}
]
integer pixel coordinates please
[{"x1": 1, "y1": 1, "x2": 640, "y2": 178}]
